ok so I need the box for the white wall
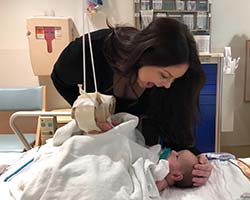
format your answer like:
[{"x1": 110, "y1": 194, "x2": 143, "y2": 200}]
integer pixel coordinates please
[
  {"x1": 211, "y1": 0, "x2": 250, "y2": 53},
  {"x1": 0, "y1": 0, "x2": 84, "y2": 91},
  {"x1": 211, "y1": 0, "x2": 250, "y2": 147},
  {"x1": 0, "y1": 0, "x2": 134, "y2": 51},
  {"x1": 0, "y1": 0, "x2": 134, "y2": 109},
  {"x1": 0, "y1": 0, "x2": 249, "y2": 146}
]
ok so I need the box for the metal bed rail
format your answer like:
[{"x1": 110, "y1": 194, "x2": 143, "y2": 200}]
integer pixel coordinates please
[{"x1": 9, "y1": 111, "x2": 71, "y2": 151}]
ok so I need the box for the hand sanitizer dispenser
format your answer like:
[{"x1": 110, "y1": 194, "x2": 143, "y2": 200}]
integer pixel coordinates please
[{"x1": 27, "y1": 17, "x2": 76, "y2": 76}]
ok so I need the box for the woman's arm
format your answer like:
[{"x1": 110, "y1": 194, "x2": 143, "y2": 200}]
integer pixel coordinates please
[
  {"x1": 51, "y1": 36, "x2": 84, "y2": 106},
  {"x1": 51, "y1": 29, "x2": 113, "y2": 106}
]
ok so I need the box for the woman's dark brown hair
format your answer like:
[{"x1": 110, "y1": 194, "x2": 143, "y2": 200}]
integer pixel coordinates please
[{"x1": 103, "y1": 18, "x2": 206, "y2": 149}]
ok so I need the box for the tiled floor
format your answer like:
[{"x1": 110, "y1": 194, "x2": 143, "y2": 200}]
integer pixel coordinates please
[{"x1": 221, "y1": 145, "x2": 250, "y2": 158}]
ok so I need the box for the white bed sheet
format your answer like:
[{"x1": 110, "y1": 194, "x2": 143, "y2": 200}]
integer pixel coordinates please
[
  {"x1": 0, "y1": 141, "x2": 59, "y2": 183},
  {"x1": 161, "y1": 159, "x2": 250, "y2": 200},
  {"x1": 1, "y1": 158, "x2": 249, "y2": 200},
  {"x1": 1, "y1": 143, "x2": 250, "y2": 200},
  {"x1": 0, "y1": 152, "x2": 23, "y2": 166},
  {"x1": 0, "y1": 152, "x2": 23, "y2": 180}
]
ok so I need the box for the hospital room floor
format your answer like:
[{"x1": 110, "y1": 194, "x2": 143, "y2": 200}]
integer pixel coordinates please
[{"x1": 221, "y1": 145, "x2": 250, "y2": 158}]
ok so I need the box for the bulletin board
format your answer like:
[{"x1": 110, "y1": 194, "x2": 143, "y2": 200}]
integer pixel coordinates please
[{"x1": 245, "y1": 40, "x2": 250, "y2": 101}]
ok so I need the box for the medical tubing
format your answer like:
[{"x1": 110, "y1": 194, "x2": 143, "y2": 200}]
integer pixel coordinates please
[
  {"x1": 228, "y1": 159, "x2": 250, "y2": 180},
  {"x1": 237, "y1": 159, "x2": 250, "y2": 172},
  {"x1": 205, "y1": 153, "x2": 250, "y2": 180}
]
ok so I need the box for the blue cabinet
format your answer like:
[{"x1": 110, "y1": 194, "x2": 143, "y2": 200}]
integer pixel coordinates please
[{"x1": 195, "y1": 60, "x2": 222, "y2": 153}]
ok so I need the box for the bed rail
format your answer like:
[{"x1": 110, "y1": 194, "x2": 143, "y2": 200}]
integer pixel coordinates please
[{"x1": 9, "y1": 111, "x2": 71, "y2": 150}]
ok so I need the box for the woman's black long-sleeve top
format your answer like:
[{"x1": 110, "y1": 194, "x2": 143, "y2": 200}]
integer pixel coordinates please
[{"x1": 51, "y1": 29, "x2": 200, "y2": 155}]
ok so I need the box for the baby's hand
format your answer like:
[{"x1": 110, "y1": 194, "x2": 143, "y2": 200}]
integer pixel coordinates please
[
  {"x1": 111, "y1": 119, "x2": 122, "y2": 126},
  {"x1": 155, "y1": 179, "x2": 168, "y2": 192},
  {"x1": 97, "y1": 121, "x2": 113, "y2": 132}
]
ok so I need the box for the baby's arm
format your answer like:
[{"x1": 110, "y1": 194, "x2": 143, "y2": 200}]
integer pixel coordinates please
[
  {"x1": 156, "y1": 179, "x2": 168, "y2": 192},
  {"x1": 150, "y1": 159, "x2": 170, "y2": 192}
]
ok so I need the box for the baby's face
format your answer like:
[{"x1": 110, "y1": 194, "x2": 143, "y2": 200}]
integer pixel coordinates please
[{"x1": 167, "y1": 150, "x2": 196, "y2": 173}]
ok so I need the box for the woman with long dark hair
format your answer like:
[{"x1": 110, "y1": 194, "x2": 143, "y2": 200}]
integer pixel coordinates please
[{"x1": 51, "y1": 17, "x2": 212, "y2": 186}]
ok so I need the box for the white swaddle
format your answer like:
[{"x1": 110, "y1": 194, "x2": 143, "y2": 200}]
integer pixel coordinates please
[
  {"x1": 53, "y1": 112, "x2": 142, "y2": 146},
  {"x1": 72, "y1": 90, "x2": 116, "y2": 132}
]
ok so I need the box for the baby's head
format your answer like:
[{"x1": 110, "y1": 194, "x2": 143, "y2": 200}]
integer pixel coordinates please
[{"x1": 166, "y1": 150, "x2": 198, "y2": 188}]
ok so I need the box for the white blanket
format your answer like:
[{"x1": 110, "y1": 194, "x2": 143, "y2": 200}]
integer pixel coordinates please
[
  {"x1": 1, "y1": 158, "x2": 250, "y2": 200},
  {"x1": 15, "y1": 135, "x2": 167, "y2": 200},
  {"x1": 2, "y1": 111, "x2": 249, "y2": 200},
  {"x1": 7, "y1": 116, "x2": 169, "y2": 200}
]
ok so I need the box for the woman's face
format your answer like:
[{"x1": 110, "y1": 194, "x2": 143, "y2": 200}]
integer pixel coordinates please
[{"x1": 137, "y1": 63, "x2": 189, "y2": 89}]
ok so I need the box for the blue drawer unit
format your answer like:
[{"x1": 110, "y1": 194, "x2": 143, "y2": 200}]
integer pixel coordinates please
[{"x1": 195, "y1": 63, "x2": 219, "y2": 153}]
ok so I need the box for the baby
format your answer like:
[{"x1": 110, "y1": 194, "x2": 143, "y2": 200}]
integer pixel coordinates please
[{"x1": 156, "y1": 149, "x2": 198, "y2": 191}]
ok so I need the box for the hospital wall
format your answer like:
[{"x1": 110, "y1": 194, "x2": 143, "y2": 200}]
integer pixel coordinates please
[
  {"x1": 0, "y1": 0, "x2": 249, "y2": 151},
  {"x1": 210, "y1": 0, "x2": 250, "y2": 153}
]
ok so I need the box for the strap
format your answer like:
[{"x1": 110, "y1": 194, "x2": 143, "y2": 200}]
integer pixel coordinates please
[{"x1": 81, "y1": 0, "x2": 98, "y2": 93}]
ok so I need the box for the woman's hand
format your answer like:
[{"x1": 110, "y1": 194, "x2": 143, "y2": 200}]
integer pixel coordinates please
[{"x1": 192, "y1": 154, "x2": 213, "y2": 187}]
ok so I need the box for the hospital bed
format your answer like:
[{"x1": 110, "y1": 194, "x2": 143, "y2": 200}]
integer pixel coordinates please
[
  {"x1": 0, "y1": 87, "x2": 249, "y2": 200},
  {"x1": 0, "y1": 137, "x2": 249, "y2": 199},
  {"x1": 0, "y1": 136, "x2": 249, "y2": 200}
]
